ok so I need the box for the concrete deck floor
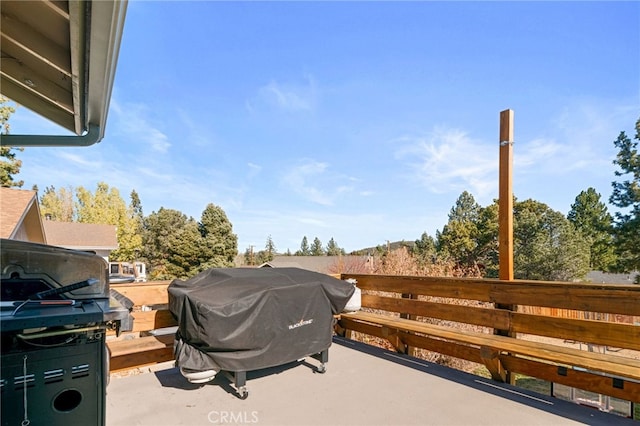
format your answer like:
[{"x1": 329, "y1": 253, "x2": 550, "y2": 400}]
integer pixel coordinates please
[{"x1": 106, "y1": 336, "x2": 634, "y2": 426}]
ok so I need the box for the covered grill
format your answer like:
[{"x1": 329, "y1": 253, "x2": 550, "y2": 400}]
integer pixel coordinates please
[
  {"x1": 0, "y1": 239, "x2": 128, "y2": 426},
  {"x1": 168, "y1": 267, "x2": 354, "y2": 398}
]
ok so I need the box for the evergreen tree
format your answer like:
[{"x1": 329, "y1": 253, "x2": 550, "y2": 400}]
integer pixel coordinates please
[
  {"x1": 243, "y1": 247, "x2": 254, "y2": 265},
  {"x1": 609, "y1": 117, "x2": 640, "y2": 278},
  {"x1": 198, "y1": 203, "x2": 238, "y2": 269},
  {"x1": 130, "y1": 190, "x2": 144, "y2": 224},
  {"x1": 514, "y1": 199, "x2": 590, "y2": 281},
  {"x1": 0, "y1": 147, "x2": 23, "y2": 188},
  {"x1": 310, "y1": 237, "x2": 325, "y2": 256},
  {"x1": 168, "y1": 218, "x2": 204, "y2": 278},
  {"x1": 326, "y1": 237, "x2": 344, "y2": 256},
  {"x1": 0, "y1": 96, "x2": 23, "y2": 188},
  {"x1": 413, "y1": 231, "x2": 436, "y2": 266},
  {"x1": 0, "y1": 97, "x2": 13, "y2": 134},
  {"x1": 264, "y1": 235, "x2": 276, "y2": 262},
  {"x1": 436, "y1": 191, "x2": 481, "y2": 267},
  {"x1": 142, "y1": 208, "x2": 197, "y2": 279},
  {"x1": 568, "y1": 188, "x2": 616, "y2": 271},
  {"x1": 475, "y1": 201, "x2": 500, "y2": 277},
  {"x1": 296, "y1": 236, "x2": 310, "y2": 256}
]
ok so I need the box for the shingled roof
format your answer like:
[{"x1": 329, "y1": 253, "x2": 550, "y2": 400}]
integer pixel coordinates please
[
  {"x1": 0, "y1": 187, "x2": 46, "y2": 242},
  {"x1": 42, "y1": 221, "x2": 118, "y2": 251},
  {"x1": 259, "y1": 255, "x2": 372, "y2": 274}
]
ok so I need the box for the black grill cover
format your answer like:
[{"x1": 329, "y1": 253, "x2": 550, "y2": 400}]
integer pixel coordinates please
[{"x1": 168, "y1": 268, "x2": 355, "y2": 373}]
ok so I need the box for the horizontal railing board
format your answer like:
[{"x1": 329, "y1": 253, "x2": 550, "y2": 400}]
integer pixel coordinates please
[
  {"x1": 363, "y1": 294, "x2": 640, "y2": 351},
  {"x1": 340, "y1": 311, "x2": 640, "y2": 381},
  {"x1": 362, "y1": 294, "x2": 509, "y2": 330},
  {"x1": 129, "y1": 310, "x2": 177, "y2": 332},
  {"x1": 111, "y1": 281, "x2": 172, "y2": 306},
  {"x1": 108, "y1": 282, "x2": 175, "y2": 372},
  {"x1": 510, "y1": 312, "x2": 640, "y2": 352},
  {"x1": 348, "y1": 275, "x2": 491, "y2": 301},
  {"x1": 107, "y1": 334, "x2": 174, "y2": 372},
  {"x1": 499, "y1": 355, "x2": 640, "y2": 403},
  {"x1": 343, "y1": 274, "x2": 640, "y2": 316},
  {"x1": 108, "y1": 334, "x2": 174, "y2": 358}
]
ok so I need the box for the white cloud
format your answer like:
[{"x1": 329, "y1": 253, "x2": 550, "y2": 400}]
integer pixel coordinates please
[
  {"x1": 297, "y1": 217, "x2": 328, "y2": 227},
  {"x1": 249, "y1": 75, "x2": 318, "y2": 112},
  {"x1": 56, "y1": 152, "x2": 101, "y2": 168},
  {"x1": 110, "y1": 99, "x2": 171, "y2": 153},
  {"x1": 282, "y1": 159, "x2": 356, "y2": 206},
  {"x1": 247, "y1": 162, "x2": 262, "y2": 178},
  {"x1": 515, "y1": 138, "x2": 563, "y2": 169},
  {"x1": 283, "y1": 160, "x2": 331, "y2": 205},
  {"x1": 261, "y1": 81, "x2": 311, "y2": 110},
  {"x1": 516, "y1": 100, "x2": 636, "y2": 178},
  {"x1": 145, "y1": 128, "x2": 171, "y2": 153},
  {"x1": 137, "y1": 166, "x2": 172, "y2": 181},
  {"x1": 391, "y1": 101, "x2": 637, "y2": 212},
  {"x1": 176, "y1": 108, "x2": 216, "y2": 148},
  {"x1": 394, "y1": 127, "x2": 497, "y2": 200}
]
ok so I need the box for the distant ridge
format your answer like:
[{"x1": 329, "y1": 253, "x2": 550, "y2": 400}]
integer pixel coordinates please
[{"x1": 350, "y1": 240, "x2": 415, "y2": 255}]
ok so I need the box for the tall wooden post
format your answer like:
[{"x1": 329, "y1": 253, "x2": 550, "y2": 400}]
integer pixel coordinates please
[
  {"x1": 496, "y1": 109, "x2": 515, "y2": 385},
  {"x1": 499, "y1": 109, "x2": 514, "y2": 281}
]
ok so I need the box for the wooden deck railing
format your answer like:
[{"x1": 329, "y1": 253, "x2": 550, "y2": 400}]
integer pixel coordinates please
[
  {"x1": 107, "y1": 275, "x2": 640, "y2": 405},
  {"x1": 338, "y1": 274, "x2": 640, "y2": 404},
  {"x1": 107, "y1": 281, "x2": 176, "y2": 372}
]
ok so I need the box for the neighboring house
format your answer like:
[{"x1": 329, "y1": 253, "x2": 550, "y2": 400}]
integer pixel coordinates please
[
  {"x1": 0, "y1": 188, "x2": 46, "y2": 243},
  {"x1": 43, "y1": 220, "x2": 118, "y2": 261},
  {"x1": 1, "y1": 187, "x2": 118, "y2": 261},
  {"x1": 585, "y1": 270, "x2": 639, "y2": 285},
  {"x1": 258, "y1": 255, "x2": 372, "y2": 274}
]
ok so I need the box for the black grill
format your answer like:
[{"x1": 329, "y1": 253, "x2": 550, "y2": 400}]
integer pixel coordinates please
[{"x1": 1, "y1": 239, "x2": 128, "y2": 426}]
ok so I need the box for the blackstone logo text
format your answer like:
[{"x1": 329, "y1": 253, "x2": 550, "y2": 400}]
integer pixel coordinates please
[
  {"x1": 288, "y1": 318, "x2": 313, "y2": 330},
  {"x1": 208, "y1": 410, "x2": 259, "y2": 424}
]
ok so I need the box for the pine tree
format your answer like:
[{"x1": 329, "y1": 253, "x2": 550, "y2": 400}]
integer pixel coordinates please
[
  {"x1": 296, "y1": 236, "x2": 310, "y2": 256},
  {"x1": 567, "y1": 188, "x2": 616, "y2": 271},
  {"x1": 609, "y1": 117, "x2": 640, "y2": 277},
  {"x1": 142, "y1": 208, "x2": 199, "y2": 279},
  {"x1": 311, "y1": 237, "x2": 325, "y2": 256},
  {"x1": 326, "y1": 237, "x2": 344, "y2": 256},
  {"x1": 436, "y1": 191, "x2": 481, "y2": 266},
  {"x1": 264, "y1": 235, "x2": 276, "y2": 261},
  {"x1": 514, "y1": 199, "x2": 590, "y2": 281},
  {"x1": 0, "y1": 96, "x2": 23, "y2": 188},
  {"x1": 413, "y1": 232, "x2": 436, "y2": 266},
  {"x1": 198, "y1": 203, "x2": 238, "y2": 269}
]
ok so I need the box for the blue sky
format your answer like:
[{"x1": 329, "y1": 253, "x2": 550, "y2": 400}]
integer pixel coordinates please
[{"x1": 8, "y1": 1, "x2": 640, "y2": 254}]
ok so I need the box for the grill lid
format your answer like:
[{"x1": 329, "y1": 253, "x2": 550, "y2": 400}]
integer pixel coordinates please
[
  {"x1": 1, "y1": 238, "x2": 108, "y2": 300},
  {"x1": 0, "y1": 239, "x2": 128, "y2": 330}
]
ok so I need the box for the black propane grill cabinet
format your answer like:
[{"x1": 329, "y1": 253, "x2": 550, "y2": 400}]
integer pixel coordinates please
[
  {"x1": 1, "y1": 239, "x2": 128, "y2": 426},
  {"x1": 169, "y1": 267, "x2": 355, "y2": 399}
]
